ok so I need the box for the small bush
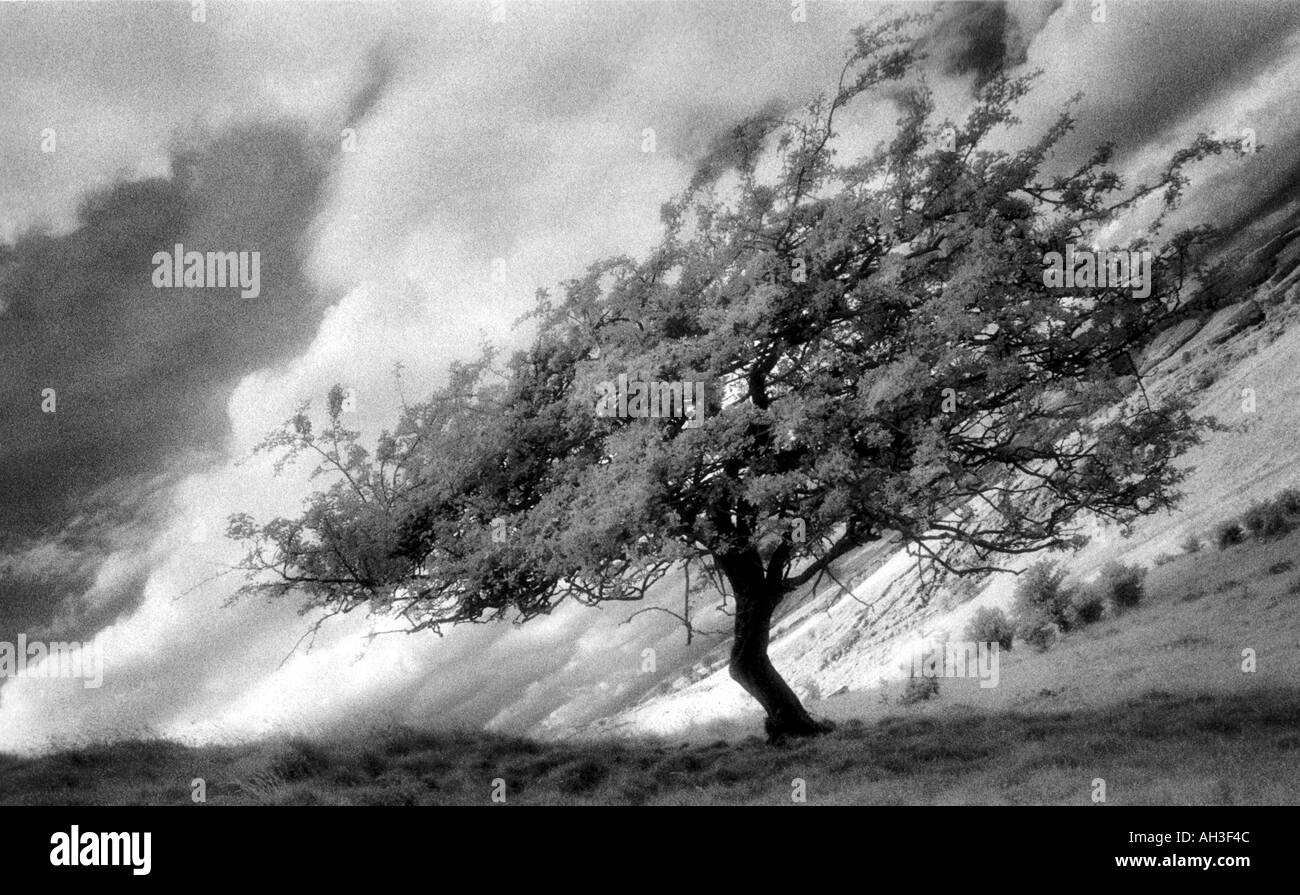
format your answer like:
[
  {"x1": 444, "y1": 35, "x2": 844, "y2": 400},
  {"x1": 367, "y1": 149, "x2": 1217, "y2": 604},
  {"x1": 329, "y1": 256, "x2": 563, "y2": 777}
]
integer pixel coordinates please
[
  {"x1": 1268, "y1": 560, "x2": 1294, "y2": 575},
  {"x1": 1242, "y1": 501, "x2": 1293, "y2": 539},
  {"x1": 1154, "y1": 552, "x2": 1178, "y2": 566},
  {"x1": 1095, "y1": 560, "x2": 1147, "y2": 613},
  {"x1": 1012, "y1": 561, "x2": 1073, "y2": 650},
  {"x1": 1228, "y1": 491, "x2": 1300, "y2": 545},
  {"x1": 1069, "y1": 587, "x2": 1107, "y2": 626},
  {"x1": 1017, "y1": 621, "x2": 1057, "y2": 651},
  {"x1": 1181, "y1": 534, "x2": 1202, "y2": 554},
  {"x1": 1216, "y1": 521, "x2": 1245, "y2": 549},
  {"x1": 901, "y1": 674, "x2": 940, "y2": 705},
  {"x1": 1276, "y1": 487, "x2": 1300, "y2": 515},
  {"x1": 964, "y1": 606, "x2": 1015, "y2": 651},
  {"x1": 1264, "y1": 497, "x2": 1296, "y2": 538}
]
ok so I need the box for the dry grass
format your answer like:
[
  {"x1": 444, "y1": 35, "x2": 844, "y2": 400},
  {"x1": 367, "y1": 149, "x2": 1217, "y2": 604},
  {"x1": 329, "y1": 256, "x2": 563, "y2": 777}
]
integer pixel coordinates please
[{"x1": 2, "y1": 684, "x2": 1297, "y2": 805}]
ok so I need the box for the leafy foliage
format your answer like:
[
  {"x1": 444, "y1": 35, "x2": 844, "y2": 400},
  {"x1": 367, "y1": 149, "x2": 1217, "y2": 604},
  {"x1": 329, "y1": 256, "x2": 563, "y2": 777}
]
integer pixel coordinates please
[
  {"x1": 901, "y1": 673, "x2": 941, "y2": 705},
  {"x1": 1242, "y1": 496, "x2": 1298, "y2": 540},
  {"x1": 1011, "y1": 561, "x2": 1073, "y2": 650},
  {"x1": 1094, "y1": 560, "x2": 1147, "y2": 613},
  {"x1": 1216, "y1": 521, "x2": 1245, "y2": 549},
  {"x1": 1069, "y1": 586, "x2": 1107, "y2": 626},
  {"x1": 964, "y1": 606, "x2": 1015, "y2": 650}
]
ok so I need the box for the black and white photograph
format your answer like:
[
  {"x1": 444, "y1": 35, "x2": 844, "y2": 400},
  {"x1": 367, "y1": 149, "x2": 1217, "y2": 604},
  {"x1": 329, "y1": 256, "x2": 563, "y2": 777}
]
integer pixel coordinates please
[{"x1": 0, "y1": 0, "x2": 1296, "y2": 849}]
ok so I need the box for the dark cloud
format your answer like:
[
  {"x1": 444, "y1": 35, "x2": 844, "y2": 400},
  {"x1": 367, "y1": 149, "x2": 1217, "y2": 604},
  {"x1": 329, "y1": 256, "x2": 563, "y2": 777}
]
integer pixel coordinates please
[
  {"x1": 345, "y1": 41, "x2": 403, "y2": 126},
  {"x1": 934, "y1": 1, "x2": 1022, "y2": 89},
  {"x1": 917, "y1": 1, "x2": 1300, "y2": 254},
  {"x1": 928, "y1": 1, "x2": 1064, "y2": 92},
  {"x1": 682, "y1": 99, "x2": 789, "y2": 193},
  {"x1": 1063, "y1": 1, "x2": 1300, "y2": 161},
  {"x1": 0, "y1": 120, "x2": 340, "y2": 637}
]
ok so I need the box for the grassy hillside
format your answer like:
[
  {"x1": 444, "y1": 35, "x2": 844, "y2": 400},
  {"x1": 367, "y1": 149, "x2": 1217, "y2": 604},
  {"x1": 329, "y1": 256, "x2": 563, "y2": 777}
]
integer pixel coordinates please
[{"x1": 2, "y1": 696, "x2": 1294, "y2": 806}]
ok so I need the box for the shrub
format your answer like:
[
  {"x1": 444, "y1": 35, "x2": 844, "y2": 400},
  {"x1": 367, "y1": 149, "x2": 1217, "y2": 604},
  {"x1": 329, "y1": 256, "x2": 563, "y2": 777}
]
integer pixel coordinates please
[
  {"x1": 964, "y1": 606, "x2": 1015, "y2": 651},
  {"x1": 1154, "y1": 552, "x2": 1178, "y2": 566},
  {"x1": 1068, "y1": 587, "x2": 1107, "y2": 626},
  {"x1": 1095, "y1": 560, "x2": 1146, "y2": 613},
  {"x1": 1216, "y1": 521, "x2": 1245, "y2": 549},
  {"x1": 1012, "y1": 561, "x2": 1073, "y2": 650},
  {"x1": 1244, "y1": 496, "x2": 1299, "y2": 539},
  {"x1": 900, "y1": 674, "x2": 940, "y2": 705},
  {"x1": 1226, "y1": 490, "x2": 1300, "y2": 547},
  {"x1": 1017, "y1": 620, "x2": 1057, "y2": 651},
  {"x1": 1181, "y1": 534, "x2": 1202, "y2": 554},
  {"x1": 1276, "y1": 487, "x2": 1300, "y2": 515},
  {"x1": 1263, "y1": 496, "x2": 1294, "y2": 538},
  {"x1": 1240, "y1": 508, "x2": 1263, "y2": 535}
]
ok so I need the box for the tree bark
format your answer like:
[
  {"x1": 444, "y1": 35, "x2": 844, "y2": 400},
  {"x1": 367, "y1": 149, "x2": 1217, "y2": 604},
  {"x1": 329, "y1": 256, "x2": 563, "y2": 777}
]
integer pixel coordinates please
[{"x1": 719, "y1": 549, "x2": 834, "y2": 741}]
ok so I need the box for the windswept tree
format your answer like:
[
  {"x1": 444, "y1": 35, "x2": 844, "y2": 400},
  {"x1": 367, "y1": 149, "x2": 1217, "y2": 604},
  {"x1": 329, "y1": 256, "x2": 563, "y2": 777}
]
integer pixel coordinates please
[{"x1": 230, "y1": 18, "x2": 1240, "y2": 739}]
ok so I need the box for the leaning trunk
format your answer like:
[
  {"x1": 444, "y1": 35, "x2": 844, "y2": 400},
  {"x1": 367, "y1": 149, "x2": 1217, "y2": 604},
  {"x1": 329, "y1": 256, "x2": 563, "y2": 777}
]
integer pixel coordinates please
[{"x1": 720, "y1": 551, "x2": 832, "y2": 740}]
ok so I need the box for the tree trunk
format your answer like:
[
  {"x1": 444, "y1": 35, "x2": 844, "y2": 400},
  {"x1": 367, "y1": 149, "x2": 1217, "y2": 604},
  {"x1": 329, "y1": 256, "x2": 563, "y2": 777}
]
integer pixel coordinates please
[{"x1": 720, "y1": 550, "x2": 834, "y2": 741}]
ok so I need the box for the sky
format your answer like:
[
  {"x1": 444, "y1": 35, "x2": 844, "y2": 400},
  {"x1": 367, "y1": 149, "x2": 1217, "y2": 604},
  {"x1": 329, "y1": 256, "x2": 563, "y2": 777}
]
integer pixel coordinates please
[{"x1": 2, "y1": 0, "x2": 1299, "y2": 752}]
